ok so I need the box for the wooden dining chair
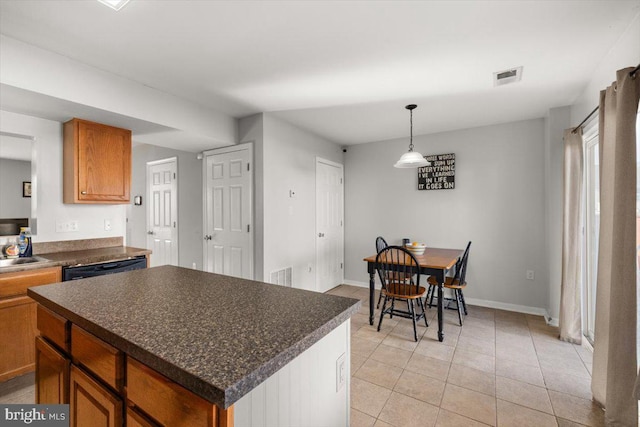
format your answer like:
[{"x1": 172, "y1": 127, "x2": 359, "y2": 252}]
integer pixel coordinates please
[
  {"x1": 375, "y1": 236, "x2": 388, "y2": 308},
  {"x1": 426, "y1": 241, "x2": 471, "y2": 326},
  {"x1": 376, "y1": 246, "x2": 428, "y2": 341}
]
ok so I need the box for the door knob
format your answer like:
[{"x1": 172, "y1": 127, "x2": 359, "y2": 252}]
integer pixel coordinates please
[
  {"x1": 147, "y1": 231, "x2": 154, "y2": 235},
  {"x1": 204, "y1": 235, "x2": 212, "y2": 240},
  {"x1": 318, "y1": 232, "x2": 325, "y2": 237}
]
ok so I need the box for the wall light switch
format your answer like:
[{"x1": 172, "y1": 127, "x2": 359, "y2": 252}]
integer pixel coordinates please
[{"x1": 526, "y1": 270, "x2": 534, "y2": 280}]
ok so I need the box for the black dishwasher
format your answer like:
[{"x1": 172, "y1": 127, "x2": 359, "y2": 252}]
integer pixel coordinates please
[{"x1": 62, "y1": 256, "x2": 147, "y2": 281}]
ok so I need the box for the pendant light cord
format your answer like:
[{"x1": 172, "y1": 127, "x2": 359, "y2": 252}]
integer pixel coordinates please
[{"x1": 409, "y1": 108, "x2": 414, "y2": 152}]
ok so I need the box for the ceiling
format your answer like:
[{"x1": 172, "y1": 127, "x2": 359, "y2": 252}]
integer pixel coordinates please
[{"x1": 0, "y1": 0, "x2": 638, "y2": 148}]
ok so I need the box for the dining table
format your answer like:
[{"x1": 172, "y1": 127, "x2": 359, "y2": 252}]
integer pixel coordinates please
[{"x1": 363, "y1": 247, "x2": 465, "y2": 342}]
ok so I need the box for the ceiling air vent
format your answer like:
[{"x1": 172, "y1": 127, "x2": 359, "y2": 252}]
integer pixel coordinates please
[{"x1": 493, "y1": 66, "x2": 523, "y2": 87}]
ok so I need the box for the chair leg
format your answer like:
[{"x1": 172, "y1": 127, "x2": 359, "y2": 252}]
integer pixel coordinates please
[
  {"x1": 459, "y1": 290, "x2": 468, "y2": 315},
  {"x1": 425, "y1": 286, "x2": 432, "y2": 307},
  {"x1": 376, "y1": 290, "x2": 383, "y2": 309},
  {"x1": 418, "y1": 297, "x2": 429, "y2": 328},
  {"x1": 410, "y1": 299, "x2": 418, "y2": 342},
  {"x1": 455, "y1": 290, "x2": 463, "y2": 326},
  {"x1": 390, "y1": 298, "x2": 395, "y2": 319},
  {"x1": 377, "y1": 296, "x2": 388, "y2": 332}
]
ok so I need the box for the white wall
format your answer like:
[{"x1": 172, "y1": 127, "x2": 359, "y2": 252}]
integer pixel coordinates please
[
  {"x1": 259, "y1": 114, "x2": 344, "y2": 291},
  {"x1": 0, "y1": 35, "x2": 236, "y2": 147},
  {"x1": 571, "y1": 12, "x2": 640, "y2": 124},
  {"x1": 238, "y1": 114, "x2": 265, "y2": 281},
  {"x1": 344, "y1": 119, "x2": 548, "y2": 312},
  {"x1": 127, "y1": 144, "x2": 203, "y2": 267},
  {"x1": 0, "y1": 110, "x2": 126, "y2": 242},
  {"x1": 0, "y1": 158, "x2": 31, "y2": 218}
]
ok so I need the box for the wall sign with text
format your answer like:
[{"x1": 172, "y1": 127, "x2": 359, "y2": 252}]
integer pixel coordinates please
[{"x1": 418, "y1": 153, "x2": 455, "y2": 190}]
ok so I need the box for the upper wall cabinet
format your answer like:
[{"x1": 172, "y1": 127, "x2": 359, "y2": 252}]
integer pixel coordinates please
[{"x1": 63, "y1": 118, "x2": 131, "y2": 204}]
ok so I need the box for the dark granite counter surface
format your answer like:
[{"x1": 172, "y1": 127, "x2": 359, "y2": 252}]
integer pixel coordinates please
[
  {"x1": 28, "y1": 265, "x2": 360, "y2": 409},
  {"x1": 0, "y1": 246, "x2": 150, "y2": 274}
]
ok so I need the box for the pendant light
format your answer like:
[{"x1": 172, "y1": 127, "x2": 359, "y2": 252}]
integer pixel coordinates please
[{"x1": 394, "y1": 104, "x2": 430, "y2": 168}]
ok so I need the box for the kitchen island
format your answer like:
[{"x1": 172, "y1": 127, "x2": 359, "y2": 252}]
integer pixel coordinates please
[{"x1": 27, "y1": 265, "x2": 360, "y2": 427}]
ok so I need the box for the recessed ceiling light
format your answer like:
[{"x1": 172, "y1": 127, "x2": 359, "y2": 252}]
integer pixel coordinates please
[{"x1": 97, "y1": 0, "x2": 130, "y2": 11}]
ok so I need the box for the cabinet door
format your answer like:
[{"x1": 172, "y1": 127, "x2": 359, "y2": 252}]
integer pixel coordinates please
[
  {"x1": 70, "y1": 365, "x2": 122, "y2": 427},
  {"x1": 77, "y1": 120, "x2": 131, "y2": 202},
  {"x1": 0, "y1": 267, "x2": 62, "y2": 381},
  {"x1": 0, "y1": 297, "x2": 38, "y2": 381},
  {"x1": 35, "y1": 336, "x2": 69, "y2": 404}
]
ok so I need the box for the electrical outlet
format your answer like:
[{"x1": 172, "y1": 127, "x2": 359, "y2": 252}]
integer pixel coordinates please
[
  {"x1": 336, "y1": 353, "x2": 346, "y2": 392},
  {"x1": 526, "y1": 270, "x2": 535, "y2": 280},
  {"x1": 104, "y1": 219, "x2": 112, "y2": 231},
  {"x1": 56, "y1": 220, "x2": 79, "y2": 233}
]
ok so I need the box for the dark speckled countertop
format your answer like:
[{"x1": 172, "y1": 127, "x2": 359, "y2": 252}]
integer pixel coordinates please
[
  {"x1": 28, "y1": 265, "x2": 360, "y2": 409},
  {"x1": 0, "y1": 246, "x2": 150, "y2": 274}
]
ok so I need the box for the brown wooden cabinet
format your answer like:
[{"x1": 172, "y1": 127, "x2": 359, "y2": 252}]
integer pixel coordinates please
[
  {"x1": 63, "y1": 118, "x2": 131, "y2": 204},
  {"x1": 35, "y1": 304, "x2": 234, "y2": 427},
  {"x1": 0, "y1": 266, "x2": 61, "y2": 381},
  {"x1": 70, "y1": 365, "x2": 122, "y2": 427},
  {"x1": 35, "y1": 336, "x2": 69, "y2": 404}
]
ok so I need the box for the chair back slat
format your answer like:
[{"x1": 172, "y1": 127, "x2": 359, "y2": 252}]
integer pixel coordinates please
[
  {"x1": 454, "y1": 241, "x2": 472, "y2": 286},
  {"x1": 375, "y1": 236, "x2": 388, "y2": 253},
  {"x1": 375, "y1": 246, "x2": 420, "y2": 297}
]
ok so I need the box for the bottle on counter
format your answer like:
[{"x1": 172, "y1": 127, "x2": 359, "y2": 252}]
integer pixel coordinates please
[{"x1": 18, "y1": 227, "x2": 32, "y2": 258}]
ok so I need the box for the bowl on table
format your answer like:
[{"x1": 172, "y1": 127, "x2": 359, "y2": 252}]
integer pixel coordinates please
[{"x1": 405, "y1": 243, "x2": 426, "y2": 256}]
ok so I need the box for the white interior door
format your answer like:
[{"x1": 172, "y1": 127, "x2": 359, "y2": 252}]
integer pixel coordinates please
[
  {"x1": 146, "y1": 158, "x2": 178, "y2": 267},
  {"x1": 316, "y1": 158, "x2": 344, "y2": 293},
  {"x1": 203, "y1": 144, "x2": 253, "y2": 279}
]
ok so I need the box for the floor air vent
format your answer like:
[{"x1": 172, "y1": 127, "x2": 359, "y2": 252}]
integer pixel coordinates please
[
  {"x1": 493, "y1": 66, "x2": 523, "y2": 86},
  {"x1": 270, "y1": 267, "x2": 292, "y2": 287}
]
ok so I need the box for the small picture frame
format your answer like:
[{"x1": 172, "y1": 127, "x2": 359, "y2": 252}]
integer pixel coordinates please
[{"x1": 22, "y1": 181, "x2": 31, "y2": 198}]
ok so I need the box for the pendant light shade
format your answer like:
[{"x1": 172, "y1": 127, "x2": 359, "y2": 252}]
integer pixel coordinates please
[{"x1": 394, "y1": 104, "x2": 429, "y2": 168}]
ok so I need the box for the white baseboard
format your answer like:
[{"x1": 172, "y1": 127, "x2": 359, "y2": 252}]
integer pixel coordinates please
[
  {"x1": 342, "y1": 281, "x2": 557, "y2": 326},
  {"x1": 545, "y1": 316, "x2": 559, "y2": 327},
  {"x1": 342, "y1": 279, "x2": 369, "y2": 288},
  {"x1": 464, "y1": 297, "x2": 547, "y2": 318}
]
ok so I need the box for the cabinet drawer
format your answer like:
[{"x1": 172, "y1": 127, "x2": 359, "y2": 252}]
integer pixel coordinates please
[
  {"x1": 0, "y1": 266, "x2": 61, "y2": 298},
  {"x1": 126, "y1": 357, "x2": 216, "y2": 427},
  {"x1": 126, "y1": 407, "x2": 159, "y2": 427},
  {"x1": 37, "y1": 305, "x2": 69, "y2": 353},
  {"x1": 71, "y1": 325, "x2": 123, "y2": 392}
]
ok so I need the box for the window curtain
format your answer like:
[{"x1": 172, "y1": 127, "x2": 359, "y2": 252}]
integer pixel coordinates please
[
  {"x1": 559, "y1": 128, "x2": 583, "y2": 344},
  {"x1": 591, "y1": 66, "x2": 640, "y2": 426}
]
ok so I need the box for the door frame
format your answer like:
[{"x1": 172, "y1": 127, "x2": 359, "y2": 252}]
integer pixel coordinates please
[
  {"x1": 202, "y1": 143, "x2": 254, "y2": 279},
  {"x1": 315, "y1": 157, "x2": 344, "y2": 292},
  {"x1": 146, "y1": 157, "x2": 179, "y2": 266}
]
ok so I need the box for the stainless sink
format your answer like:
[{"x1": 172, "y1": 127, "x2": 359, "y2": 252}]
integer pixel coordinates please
[{"x1": 0, "y1": 256, "x2": 49, "y2": 268}]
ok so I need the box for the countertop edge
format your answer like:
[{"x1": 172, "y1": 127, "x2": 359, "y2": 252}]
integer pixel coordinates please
[
  {"x1": 0, "y1": 246, "x2": 150, "y2": 274},
  {"x1": 27, "y1": 286, "x2": 361, "y2": 409}
]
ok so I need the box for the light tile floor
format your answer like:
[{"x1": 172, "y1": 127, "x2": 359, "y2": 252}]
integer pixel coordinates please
[{"x1": 326, "y1": 284, "x2": 604, "y2": 427}]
